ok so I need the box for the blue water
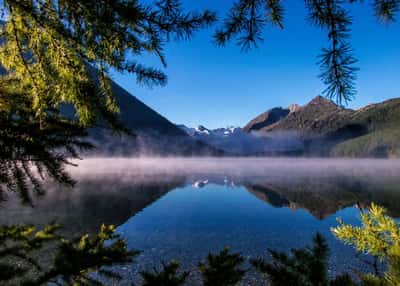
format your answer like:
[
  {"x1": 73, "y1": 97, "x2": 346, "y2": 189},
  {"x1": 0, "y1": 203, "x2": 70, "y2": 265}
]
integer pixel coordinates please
[
  {"x1": 116, "y1": 184, "x2": 364, "y2": 284},
  {"x1": 2, "y1": 158, "x2": 400, "y2": 285}
]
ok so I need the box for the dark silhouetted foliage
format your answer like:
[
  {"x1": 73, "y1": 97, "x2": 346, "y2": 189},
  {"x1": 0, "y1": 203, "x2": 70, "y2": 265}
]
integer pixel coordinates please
[
  {"x1": 0, "y1": 84, "x2": 93, "y2": 204},
  {"x1": 0, "y1": 0, "x2": 216, "y2": 200},
  {"x1": 330, "y1": 273, "x2": 358, "y2": 286},
  {"x1": 0, "y1": 223, "x2": 139, "y2": 286},
  {"x1": 0, "y1": 223, "x2": 59, "y2": 284},
  {"x1": 251, "y1": 233, "x2": 355, "y2": 286},
  {"x1": 216, "y1": 0, "x2": 398, "y2": 105},
  {"x1": 140, "y1": 261, "x2": 189, "y2": 286},
  {"x1": 305, "y1": 0, "x2": 358, "y2": 105},
  {"x1": 198, "y1": 247, "x2": 246, "y2": 286},
  {"x1": 0, "y1": 0, "x2": 216, "y2": 129}
]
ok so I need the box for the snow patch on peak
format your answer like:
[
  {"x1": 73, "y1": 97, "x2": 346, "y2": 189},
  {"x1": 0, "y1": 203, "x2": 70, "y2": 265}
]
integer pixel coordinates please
[
  {"x1": 195, "y1": 125, "x2": 211, "y2": 135},
  {"x1": 178, "y1": 123, "x2": 303, "y2": 155},
  {"x1": 179, "y1": 124, "x2": 242, "y2": 137}
]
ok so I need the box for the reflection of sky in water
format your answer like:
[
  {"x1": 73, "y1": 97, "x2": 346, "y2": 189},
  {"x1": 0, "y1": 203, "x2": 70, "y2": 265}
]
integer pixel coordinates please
[
  {"x1": 117, "y1": 184, "x2": 364, "y2": 284},
  {"x1": 2, "y1": 158, "x2": 399, "y2": 285}
]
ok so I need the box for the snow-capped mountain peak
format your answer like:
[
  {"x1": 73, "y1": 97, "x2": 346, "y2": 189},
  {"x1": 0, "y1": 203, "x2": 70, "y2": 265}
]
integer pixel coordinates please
[
  {"x1": 177, "y1": 123, "x2": 302, "y2": 155},
  {"x1": 178, "y1": 124, "x2": 242, "y2": 137},
  {"x1": 195, "y1": 125, "x2": 211, "y2": 135}
]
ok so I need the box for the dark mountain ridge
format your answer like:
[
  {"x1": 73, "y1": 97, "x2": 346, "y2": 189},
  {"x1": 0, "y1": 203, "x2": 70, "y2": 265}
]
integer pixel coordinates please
[
  {"x1": 247, "y1": 96, "x2": 353, "y2": 135},
  {"x1": 64, "y1": 79, "x2": 224, "y2": 156},
  {"x1": 0, "y1": 38, "x2": 222, "y2": 157},
  {"x1": 243, "y1": 107, "x2": 290, "y2": 132},
  {"x1": 244, "y1": 96, "x2": 400, "y2": 157}
]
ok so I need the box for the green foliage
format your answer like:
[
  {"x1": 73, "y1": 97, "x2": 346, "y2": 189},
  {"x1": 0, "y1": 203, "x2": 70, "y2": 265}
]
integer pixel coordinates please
[
  {"x1": 1, "y1": 0, "x2": 397, "y2": 119},
  {"x1": 3, "y1": 212, "x2": 400, "y2": 286},
  {"x1": 331, "y1": 127, "x2": 400, "y2": 158},
  {"x1": 0, "y1": 223, "x2": 139, "y2": 286},
  {"x1": 0, "y1": 223, "x2": 59, "y2": 283},
  {"x1": 0, "y1": 0, "x2": 215, "y2": 200},
  {"x1": 0, "y1": 83, "x2": 93, "y2": 203},
  {"x1": 140, "y1": 261, "x2": 189, "y2": 286},
  {"x1": 198, "y1": 247, "x2": 246, "y2": 286},
  {"x1": 0, "y1": 84, "x2": 93, "y2": 203},
  {"x1": 0, "y1": 0, "x2": 216, "y2": 129},
  {"x1": 332, "y1": 203, "x2": 400, "y2": 286},
  {"x1": 331, "y1": 99, "x2": 400, "y2": 158},
  {"x1": 251, "y1": 233, "x2": 357, "y2": 286}
]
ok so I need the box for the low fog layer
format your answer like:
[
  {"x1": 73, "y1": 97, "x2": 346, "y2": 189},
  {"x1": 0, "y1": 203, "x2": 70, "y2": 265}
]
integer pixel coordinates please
[
  {"x1": 66, "y1": 157, "x2": 400, "y2": 219},
  {"x1": 2, "y1": 157, "x2": 400, "y2": 236},
  {"x1": 69, "y1": 157, "x2": 400, "y2": 179}
]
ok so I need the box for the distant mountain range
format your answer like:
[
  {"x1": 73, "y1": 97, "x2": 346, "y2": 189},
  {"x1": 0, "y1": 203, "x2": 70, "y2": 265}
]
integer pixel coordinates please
[
  {"x1": 66, "y1": 72, "x2": 400, "y2": 158},
  {"x1": 177, "y1": 124, "x2": 303, "y2": 155},
  {"x1": 1, "y1": 37, "x2": 221, "y2": 156},
  {"x1": 2, "y1": 21, "x2": 398, "y2": 158},
  {"x1": 245, "y1": 96, "x2": 350, "y2": 134},
  {"x1": 246, "y1": 96, "x2": 400, "y2": 157},
  {"x1": 180, "y1": 96, "x2": 400, "y2": 158},
  {"x1": 71, "y1": 80, "x2": 224, "y2": 156}
]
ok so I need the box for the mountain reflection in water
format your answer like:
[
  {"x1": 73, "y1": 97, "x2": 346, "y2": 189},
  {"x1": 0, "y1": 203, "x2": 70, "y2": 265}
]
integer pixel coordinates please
[{"x1": 1, "y1": 158, "x2": 400, "y2": 284}]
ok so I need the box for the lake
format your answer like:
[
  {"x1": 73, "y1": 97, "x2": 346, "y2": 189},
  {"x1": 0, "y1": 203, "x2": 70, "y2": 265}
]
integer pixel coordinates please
[{"x1": 1, "y1": 158, "x2": 400, "y2": 285}]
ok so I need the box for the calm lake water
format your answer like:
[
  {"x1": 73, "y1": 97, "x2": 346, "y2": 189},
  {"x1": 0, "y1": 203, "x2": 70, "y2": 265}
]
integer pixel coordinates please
[{"x1": 2, "y1": 158, "x2": 400, "y2": 285}]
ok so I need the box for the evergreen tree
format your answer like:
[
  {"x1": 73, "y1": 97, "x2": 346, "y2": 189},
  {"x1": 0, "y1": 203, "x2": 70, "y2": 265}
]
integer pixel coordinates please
[
  {"x1": 0, "y1": 83, "x2": 93, "y2": 203},
  {"x1": 0, "y1": 2, "x2": 214, "y2": 284},
  {"x1": 198, "y1": 247, "x2": 246, "y2": 286},
  {"x1": 0, "y1": 0, "x2": 216, "y2": 198},
  {"x1": 333, "y1": 203, "x2": 400, "y2": 286},
  {"x1": 251, "y1": 233, "x2": 356, "y2": 286},
  {"x1": 0, "y1": 223, "x2": 139, "y2": 286},
  {"x1": 140, "y1": 261, "x2": 189, "y2": 286},
  {"x1": 0, "y1": 223, "x2": 59, "y2": 284},
  {"x1": 215, "y1": 0, "x2": 399, "y2": 105},
  {"x1": 0, "y1": 0, "x2": 216, "y2": 129},
  {"x1": 1, "y1": 1, "x2": 398, "y2": 196}
]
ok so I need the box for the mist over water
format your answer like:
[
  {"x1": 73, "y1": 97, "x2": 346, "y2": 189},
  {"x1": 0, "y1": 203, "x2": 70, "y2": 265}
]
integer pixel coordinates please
[
  {"x1": 69, "y1": 157, "x2": 400, "y2": 181},
  {"x1": 2, "y1": 157, "x2": 400, "y2": 285}
]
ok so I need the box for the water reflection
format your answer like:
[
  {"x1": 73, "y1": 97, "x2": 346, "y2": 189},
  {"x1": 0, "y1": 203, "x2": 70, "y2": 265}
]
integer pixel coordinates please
[
  {"x1": 1, "y1": 158, "x2": 400, "y2": 233},
  {"x1": 0, "y1": 172, "x2": 186, "y2": 236},
  {"x1": 117, "y1": 184, "x2": 363, "y2": 284},
  {"x1": 1, "y1": 158, "x2": 399, "y2": 284}
]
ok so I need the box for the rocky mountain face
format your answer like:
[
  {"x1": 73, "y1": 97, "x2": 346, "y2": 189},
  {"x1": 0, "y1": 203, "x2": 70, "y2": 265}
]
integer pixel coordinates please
[
  {"x1": 244, "y1": 96, "x2": 400, "y2": 157},
  {"x1": 243, "y1": 107, "x2": 290, "y2": 132},
  {"x1": 246, "y1": 96, "x2": 353, "y2": 135}
]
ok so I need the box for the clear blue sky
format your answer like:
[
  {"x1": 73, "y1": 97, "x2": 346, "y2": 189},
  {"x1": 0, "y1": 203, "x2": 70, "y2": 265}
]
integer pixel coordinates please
[{"x1": 111, "y1": 1, "x2": 400, "y2": 129}]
